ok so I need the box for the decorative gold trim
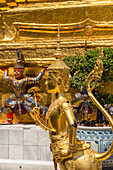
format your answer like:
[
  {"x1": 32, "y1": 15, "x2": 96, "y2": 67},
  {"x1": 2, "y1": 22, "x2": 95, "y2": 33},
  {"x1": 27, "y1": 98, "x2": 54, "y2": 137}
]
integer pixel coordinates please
[{"x1": 12, "y1": 18, "x2": 113, "y2": 38}]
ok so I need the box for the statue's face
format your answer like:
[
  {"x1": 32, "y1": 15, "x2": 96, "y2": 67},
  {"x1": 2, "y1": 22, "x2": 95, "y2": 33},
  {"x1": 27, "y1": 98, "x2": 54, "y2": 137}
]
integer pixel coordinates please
[
  {"x1": 14, "y1": 68, "x2": 23, "y2": 80},
  {"x1": 46, "y1": 70, "x2": 70, "y2": 93},
  {"x1": 46, "y1": 72, "x2": 58, "y2": 93}
]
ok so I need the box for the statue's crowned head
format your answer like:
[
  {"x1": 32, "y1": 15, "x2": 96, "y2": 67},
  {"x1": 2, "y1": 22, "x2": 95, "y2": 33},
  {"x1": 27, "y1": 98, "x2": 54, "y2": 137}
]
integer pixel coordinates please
[
  {"x1": 47, "y1": 28, "x2": 70, "y2": 93},
  {"x1": 14, "y1": 49, "x2": 24, "y2": 80},
  {"x1": 47, "y1": 59, "x2": 70, "y2": 93}
]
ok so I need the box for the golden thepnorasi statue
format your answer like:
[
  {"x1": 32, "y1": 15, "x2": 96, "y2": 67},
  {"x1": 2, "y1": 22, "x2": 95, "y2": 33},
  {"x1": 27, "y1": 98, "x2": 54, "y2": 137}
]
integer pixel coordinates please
[{"x1": 30, "y1": 34, "x2": 113, "y2": 169}]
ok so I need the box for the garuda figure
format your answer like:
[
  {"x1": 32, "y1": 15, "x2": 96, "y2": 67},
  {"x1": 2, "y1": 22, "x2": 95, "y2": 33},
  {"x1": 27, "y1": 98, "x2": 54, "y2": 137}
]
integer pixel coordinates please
[
  {"x1": 0, "y1": 49, "x2": 47, "y2": 125},
  {"x1": 30, "y1": 34, "x2": 113, "y2": 169}
]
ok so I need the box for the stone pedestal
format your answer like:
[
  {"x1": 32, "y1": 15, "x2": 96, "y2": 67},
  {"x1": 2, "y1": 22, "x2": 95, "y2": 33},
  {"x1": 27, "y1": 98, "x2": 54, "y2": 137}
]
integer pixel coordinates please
[
  {"x1": 0, "y1": 159, "x2": 54, "y2": 170},
  {"x1": 0, "y1": 124, "x2": 52, "y2": 160},
  {"x1": 0, "y1": 124, "x2": 55, "y2": 170}
]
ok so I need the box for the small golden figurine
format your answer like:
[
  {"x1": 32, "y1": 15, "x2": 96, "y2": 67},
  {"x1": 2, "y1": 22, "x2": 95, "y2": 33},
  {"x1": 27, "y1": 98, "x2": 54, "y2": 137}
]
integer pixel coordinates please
[{"x1": 30, "y1": 32, "x2": 113, "y2": 170}]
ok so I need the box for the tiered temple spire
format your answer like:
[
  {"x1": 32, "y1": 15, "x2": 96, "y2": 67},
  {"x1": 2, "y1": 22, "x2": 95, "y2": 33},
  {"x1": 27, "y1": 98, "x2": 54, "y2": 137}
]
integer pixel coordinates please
[{"x1": 54, "y1": 26, "x2": 64, "y2": 59}]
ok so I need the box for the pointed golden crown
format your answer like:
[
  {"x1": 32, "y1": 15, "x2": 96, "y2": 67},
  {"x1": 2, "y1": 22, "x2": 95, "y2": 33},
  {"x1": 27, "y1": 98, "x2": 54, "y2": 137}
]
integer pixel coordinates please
[
  {"x1": 54, "y1": 26, "x2": 63, "y2": 59},
  {"x1": 48, "y1": 26, "x2": 70, "y2": 72},
  {"x1": 47, "y1": 27, "x2": 70, "y2": 92}
]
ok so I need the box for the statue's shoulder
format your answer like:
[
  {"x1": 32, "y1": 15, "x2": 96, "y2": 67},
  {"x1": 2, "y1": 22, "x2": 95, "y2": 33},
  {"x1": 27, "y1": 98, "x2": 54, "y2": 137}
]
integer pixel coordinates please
[
  {"x1": 46, "y1": 96, "x2": 69, "y2": 119},
  {"x1": 47, "y1": 98, "x2": 60, "y2": 113},
  {"x1": 51, "y1": 96, "x2": 68, "y2": 108},
  {"x1": 59, "y1": 96, "x2": 68, "y2": 104}
]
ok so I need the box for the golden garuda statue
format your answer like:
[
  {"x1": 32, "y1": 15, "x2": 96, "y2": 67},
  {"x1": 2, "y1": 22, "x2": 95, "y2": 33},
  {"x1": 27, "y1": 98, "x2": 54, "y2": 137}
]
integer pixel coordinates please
[{"x1": 30, "y1": 34, "x2": 113, "y2": 169}]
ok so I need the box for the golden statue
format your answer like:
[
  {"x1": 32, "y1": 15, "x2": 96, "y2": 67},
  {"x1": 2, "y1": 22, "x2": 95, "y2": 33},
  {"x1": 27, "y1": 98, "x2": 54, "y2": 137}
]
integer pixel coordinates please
[{"x1": 30, "y1": 34, "x2": 113, "y2": 169}]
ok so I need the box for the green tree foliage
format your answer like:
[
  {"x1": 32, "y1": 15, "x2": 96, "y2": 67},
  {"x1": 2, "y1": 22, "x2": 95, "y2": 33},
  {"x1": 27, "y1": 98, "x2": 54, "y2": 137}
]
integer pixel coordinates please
[
  {"x1": 102, "y1": 48, "x2": 113, "y2": 82},
  {"x1": 62, "y1": 48, "x2": 113, "y2": 105}
]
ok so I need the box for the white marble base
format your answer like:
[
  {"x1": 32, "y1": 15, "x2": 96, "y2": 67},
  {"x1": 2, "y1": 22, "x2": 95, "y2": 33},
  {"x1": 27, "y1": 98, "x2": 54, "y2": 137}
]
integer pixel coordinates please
[
  {"x1": 0, "y1": 159, "x2": 55, "y2": 170},
  {"x1": 0, "y1": 124, "x2": 55, "y2": 170},
  {"x1": 0, "y1": 124, "x2": 53, "y2": 161}
]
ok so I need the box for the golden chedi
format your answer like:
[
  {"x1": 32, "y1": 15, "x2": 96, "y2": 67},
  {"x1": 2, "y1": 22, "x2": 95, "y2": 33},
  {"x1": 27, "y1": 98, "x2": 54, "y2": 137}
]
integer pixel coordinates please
[
  {"x1": 1, "y1": 0, "x2": 113, "y2": 55},
  {"x1": 0, "y1": 0, "x2": 113, "y2": 76}
]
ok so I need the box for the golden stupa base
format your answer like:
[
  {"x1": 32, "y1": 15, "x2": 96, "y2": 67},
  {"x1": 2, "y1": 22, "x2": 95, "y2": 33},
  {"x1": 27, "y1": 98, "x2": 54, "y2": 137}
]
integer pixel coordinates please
[{"x1": 0, "y1": 1, "x2": 113, "y2": 65}]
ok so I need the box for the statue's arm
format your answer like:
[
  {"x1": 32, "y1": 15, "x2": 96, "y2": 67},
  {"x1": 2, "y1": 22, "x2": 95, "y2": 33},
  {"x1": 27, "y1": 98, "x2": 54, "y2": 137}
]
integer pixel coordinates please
[
  {"x1": 62, "y1": 102, "x2": 77, "y2": 148},
  {"x1": 3, "y1": 69, "x2": 12, "y2": 83},
  {"x1": 27, "y1": 68, "x2": 46, "y2": 84}
]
